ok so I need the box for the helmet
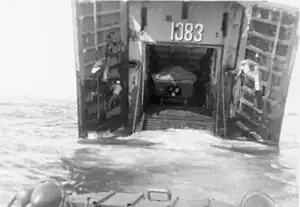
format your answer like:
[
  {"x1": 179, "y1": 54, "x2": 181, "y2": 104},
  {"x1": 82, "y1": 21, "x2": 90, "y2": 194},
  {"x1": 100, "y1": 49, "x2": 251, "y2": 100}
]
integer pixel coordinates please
[
  {"x1": 15, "y1": 180, "x2": 65, "y2": 207},
  {"x1": 30, "y1": 180, "x2": 65, "y2": 207}
]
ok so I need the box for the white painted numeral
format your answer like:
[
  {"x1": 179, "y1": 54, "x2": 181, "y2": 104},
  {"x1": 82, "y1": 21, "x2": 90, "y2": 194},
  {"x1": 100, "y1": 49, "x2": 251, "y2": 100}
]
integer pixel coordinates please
[
  {"x1": 174, "y1": 22, "x2": 184, "y2": 41},
  {"x1": 194, "y1": 23, "x2": 204, "y2": 42},
  {"x1": 170, "y1": 21, "x2": 175, "y2": 41},
  {"x1": 184, "y1": 23, "x2": 194, "y2": 41},
  {"x1": 170, "y1": 22, "x2": 204, "y2": 42}
]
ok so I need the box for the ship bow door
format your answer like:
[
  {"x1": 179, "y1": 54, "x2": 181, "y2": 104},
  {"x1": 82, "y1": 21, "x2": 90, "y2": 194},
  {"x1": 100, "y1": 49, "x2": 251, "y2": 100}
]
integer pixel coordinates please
[
  {"x1": 72, "y1": 0, "x2": 128, "y2": 138},
  {"x1": 237, "y1": 2, "x2": 299, "y2": 145}
]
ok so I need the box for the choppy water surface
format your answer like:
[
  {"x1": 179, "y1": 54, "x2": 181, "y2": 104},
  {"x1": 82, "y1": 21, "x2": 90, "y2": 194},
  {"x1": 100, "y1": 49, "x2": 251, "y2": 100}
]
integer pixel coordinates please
[{"x1": 0, "y1": 97, "x2": 298, "y2": 207}]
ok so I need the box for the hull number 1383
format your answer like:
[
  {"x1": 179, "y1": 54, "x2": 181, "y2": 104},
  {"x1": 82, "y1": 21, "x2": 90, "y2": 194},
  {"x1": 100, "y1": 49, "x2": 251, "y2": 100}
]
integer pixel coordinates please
[{"x1": 170, "y1": 22, "x2": 204, "y2": 42}]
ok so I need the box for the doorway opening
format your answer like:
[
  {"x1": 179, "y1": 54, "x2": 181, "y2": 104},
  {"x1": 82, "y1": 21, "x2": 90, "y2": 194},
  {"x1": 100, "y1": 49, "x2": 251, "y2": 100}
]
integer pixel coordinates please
[{"x1": 141, "y1": 43, "x2": 221, "y2": 131}]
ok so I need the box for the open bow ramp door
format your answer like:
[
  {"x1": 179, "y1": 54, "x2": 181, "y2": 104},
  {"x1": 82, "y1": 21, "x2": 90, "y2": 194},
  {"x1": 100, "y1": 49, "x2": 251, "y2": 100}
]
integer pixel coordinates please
[
  {"x1": 72, "y1": 0, "x2": 128, "y2": 138},
  {"x1": 233, "y1": 2, "x2": 299, "y2": 145}
]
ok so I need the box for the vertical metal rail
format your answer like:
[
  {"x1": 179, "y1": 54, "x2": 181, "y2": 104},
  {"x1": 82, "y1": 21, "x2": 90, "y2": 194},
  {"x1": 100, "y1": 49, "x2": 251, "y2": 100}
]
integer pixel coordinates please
[
  {"x1": 94, "y1": 0, "x2": 101, "y2": 122},
  {"x1": 233, "y1": 6, "x2": 246, "y2": 69},
  {"x1": 258, "y1": 10, "x2": 282, "y2": 141},
  {"x1": 120, "y1": 1, "x2": 129, "y2": 127},
  {"x1": 140, "y1": 43, "x2": 146, "y2": 114},
  {"x1": 93, "y1": 0, "x2": 98, "y2": 49},
  {"x1": 264, "y1": 11, "x2": 283, "y2": 111},
  {"x1": 221, "y1": 63, "x2": 227, "y2": 138},
  {"x1": 215, "y1": 46, "x2": 227, "y2": 138},
  {"x1": 131, "y1": 64, "x2": 142, "y2": 134},
  {"x1": 215, "y1": 49, "x2": 221, "y2": 135},
  {"x1": 72, "y1": 0, "x2": 88, "y2": 138},
  {"x1": 270, "y1": 12, "x2": 298, "y2": 144}
]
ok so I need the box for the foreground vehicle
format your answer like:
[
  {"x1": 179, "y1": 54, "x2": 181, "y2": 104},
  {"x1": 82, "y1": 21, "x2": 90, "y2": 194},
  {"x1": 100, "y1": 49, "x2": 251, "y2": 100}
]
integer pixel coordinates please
[{"x1": 7, "y1": 180, "x2": 275, "y2": 207}]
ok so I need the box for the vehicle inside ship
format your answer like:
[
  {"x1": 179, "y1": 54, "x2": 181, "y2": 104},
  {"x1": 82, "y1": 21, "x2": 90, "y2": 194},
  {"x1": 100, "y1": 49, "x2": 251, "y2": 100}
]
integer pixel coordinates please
[{"x1": 141, "y1": 44, "x2": 219, "y2": 131}]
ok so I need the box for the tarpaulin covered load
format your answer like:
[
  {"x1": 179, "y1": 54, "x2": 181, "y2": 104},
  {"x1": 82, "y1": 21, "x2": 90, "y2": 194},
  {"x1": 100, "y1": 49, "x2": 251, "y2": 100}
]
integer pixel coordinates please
[
  {"x1": 152, "y1": 65, "x2": 197, "y2": 83},
  {"x1": 152, "y1": 65, "x2": 197, "y2": 98}
]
